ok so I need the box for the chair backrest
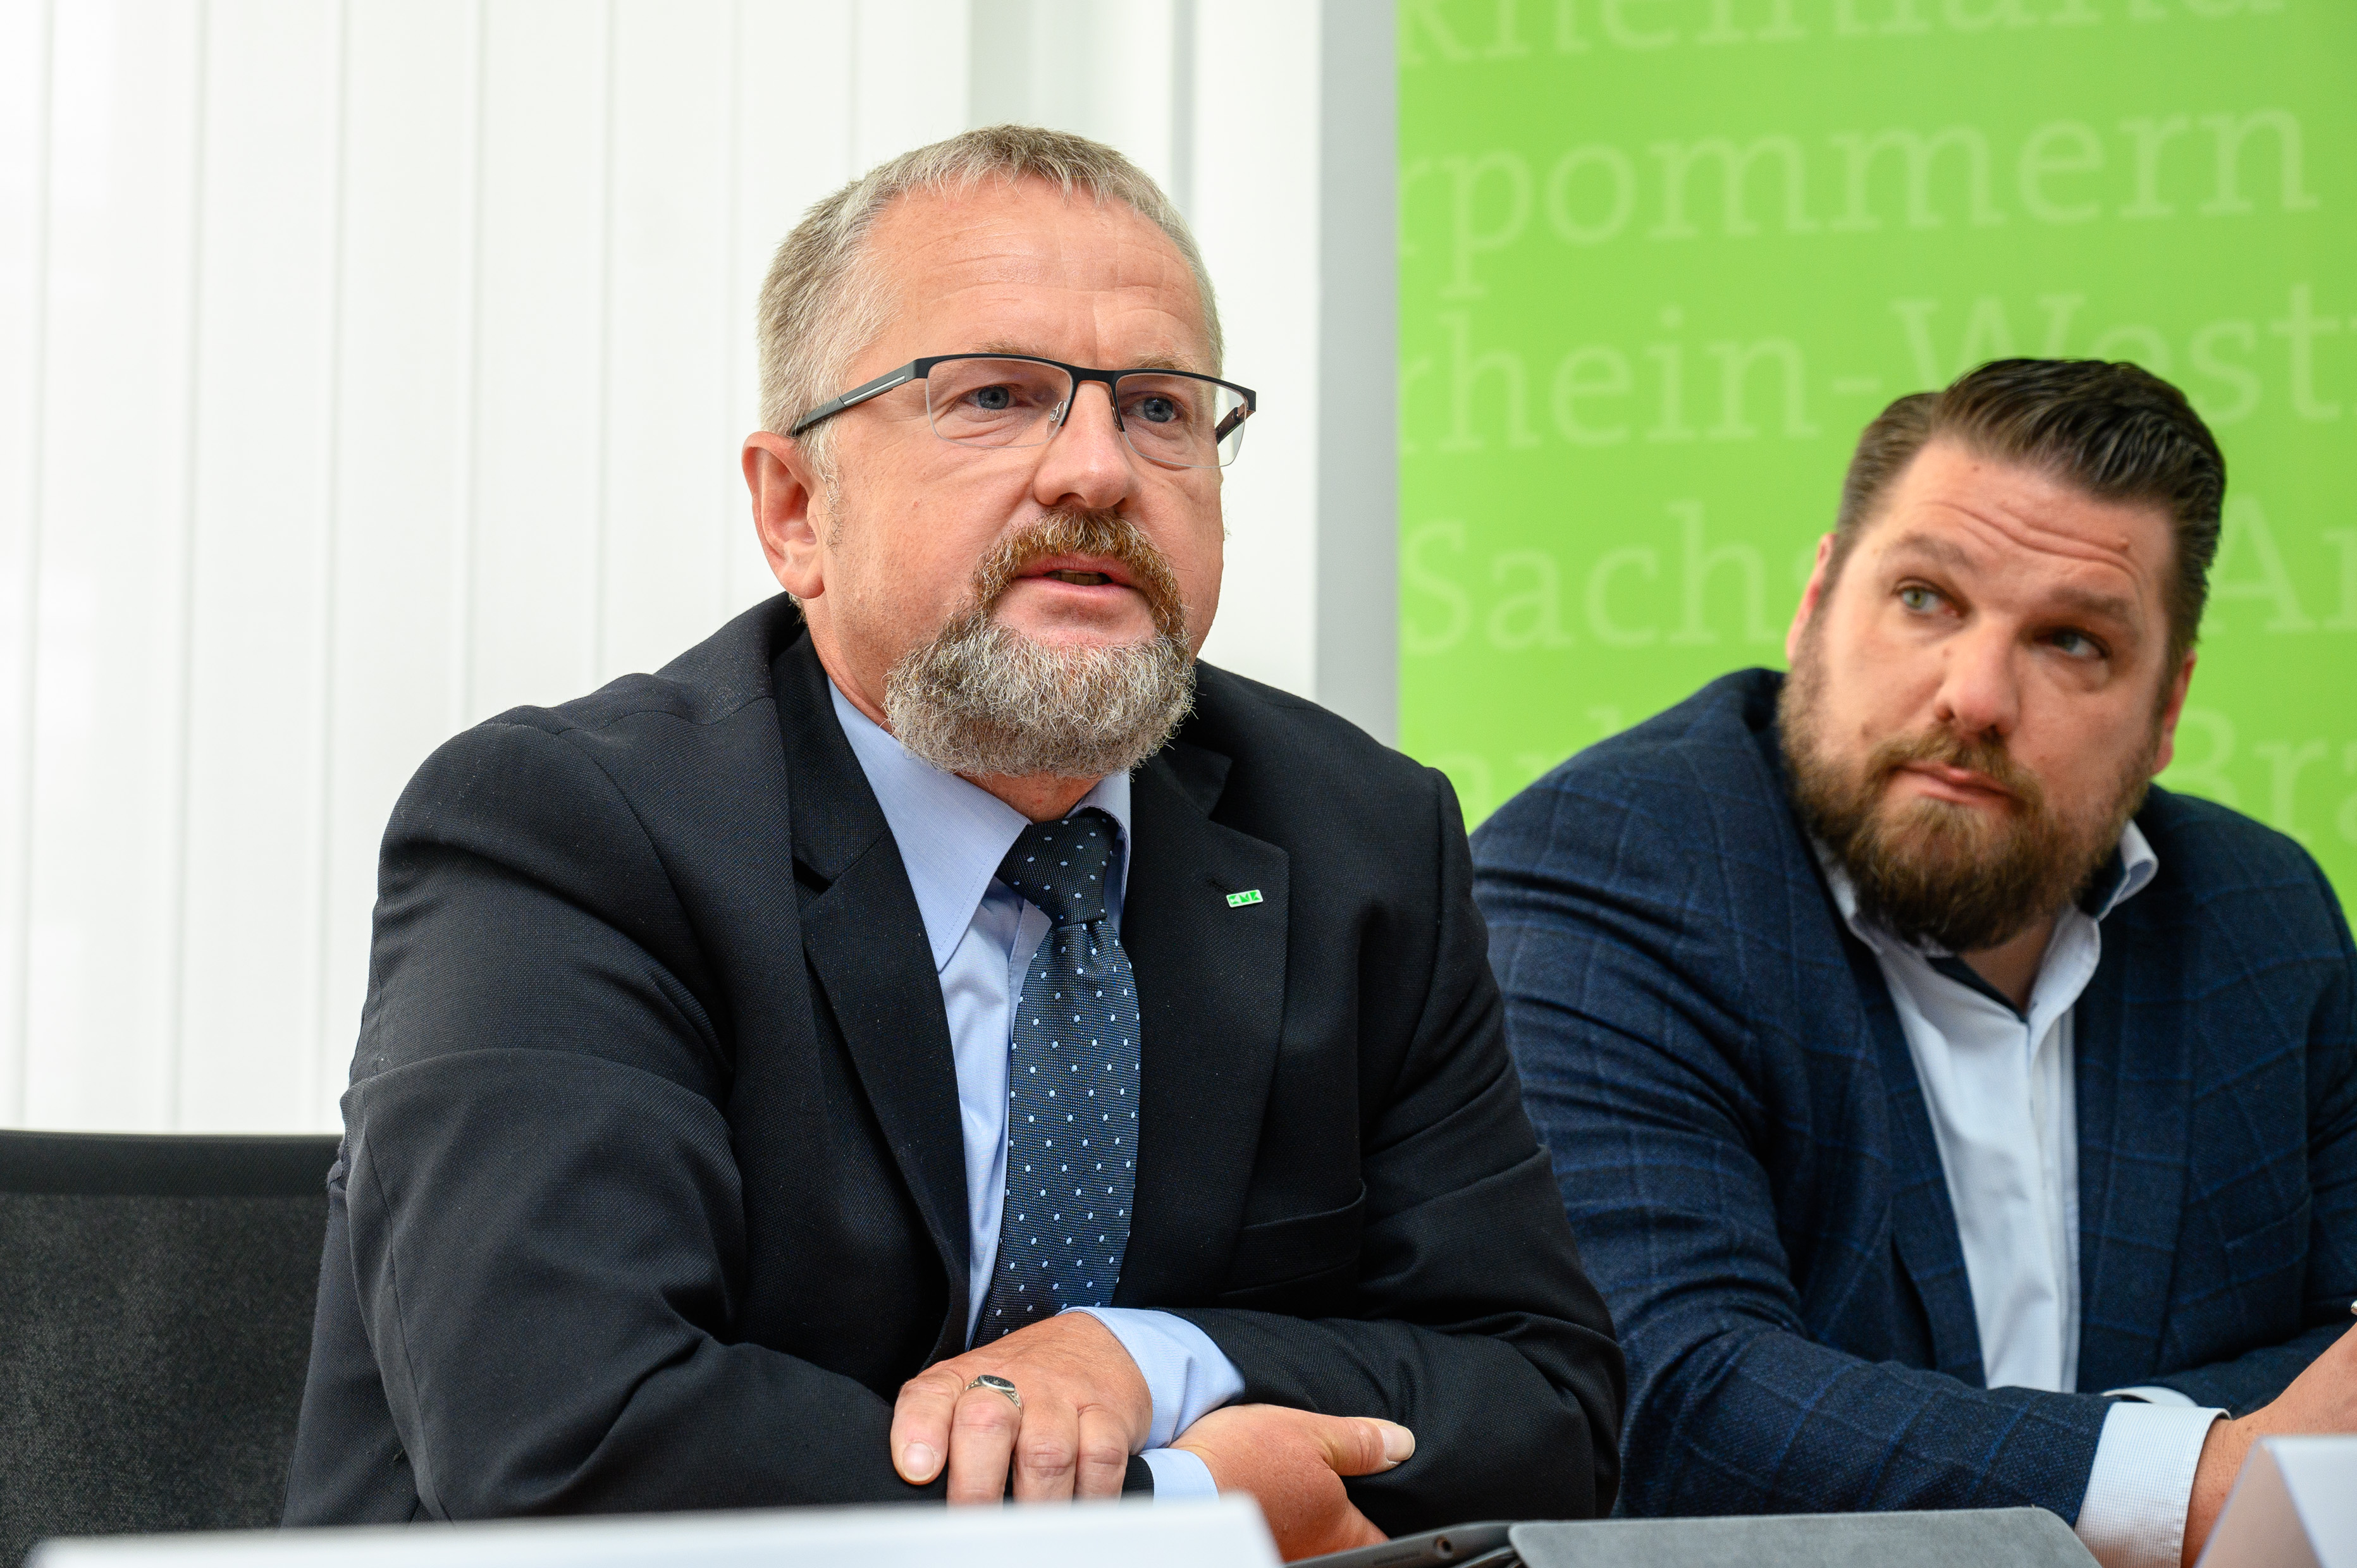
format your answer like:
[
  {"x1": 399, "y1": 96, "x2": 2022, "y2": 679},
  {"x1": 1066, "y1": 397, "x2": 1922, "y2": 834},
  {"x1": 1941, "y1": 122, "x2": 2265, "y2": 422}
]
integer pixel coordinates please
[{"x1": 0, "y1": 1130, "x2": 340, "y2": 1567}]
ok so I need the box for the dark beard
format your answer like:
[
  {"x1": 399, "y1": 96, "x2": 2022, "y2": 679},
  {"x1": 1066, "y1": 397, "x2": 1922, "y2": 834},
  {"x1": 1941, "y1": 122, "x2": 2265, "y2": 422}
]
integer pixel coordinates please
[
  {"x1": 882, "y1": 509, "x2": 1196, "y2": 781},
  {"x1": 1776, "y1": 644, "x2": 2152, "y2": 953}
]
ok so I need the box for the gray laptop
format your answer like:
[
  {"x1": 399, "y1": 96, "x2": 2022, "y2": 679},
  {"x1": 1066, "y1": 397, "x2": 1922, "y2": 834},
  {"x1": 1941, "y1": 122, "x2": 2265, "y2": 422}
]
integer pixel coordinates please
[{"x1": 1300, "y1": 1509, "x2": 2093, "y2": 1568}]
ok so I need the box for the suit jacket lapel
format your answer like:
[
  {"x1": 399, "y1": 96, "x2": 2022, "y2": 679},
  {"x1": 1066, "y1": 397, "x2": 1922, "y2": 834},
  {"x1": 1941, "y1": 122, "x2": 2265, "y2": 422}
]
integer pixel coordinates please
[
  {"x1": 773, "y1": 637, "x2": 971, "y2": 1357},
  {"x1": 1849, "y1": 935, "x2": 1988, "y2": 1385},
  {"x1": 1763, "y1": 715, "x2": 1986, "y2": 1380},
  {"x1": 2073, "y1": 908, "x2": 2191, "y2": 1392},
  {"x1": 1113, "y1": 736, "x2": 1290, "y2": 1306}
]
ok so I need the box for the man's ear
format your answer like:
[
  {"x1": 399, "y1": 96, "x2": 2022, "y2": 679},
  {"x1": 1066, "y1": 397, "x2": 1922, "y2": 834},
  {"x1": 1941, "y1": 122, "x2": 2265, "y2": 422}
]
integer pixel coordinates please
[
  {"x1": 744, "y1": 432, "x2": 828, "y2": 599},
  {"x1": 2150, "y1": 648, "x2": 2198, "y2": 776},
  {"x1": 1785, "y1": 533, "x2": 1838, "y2": 665}
]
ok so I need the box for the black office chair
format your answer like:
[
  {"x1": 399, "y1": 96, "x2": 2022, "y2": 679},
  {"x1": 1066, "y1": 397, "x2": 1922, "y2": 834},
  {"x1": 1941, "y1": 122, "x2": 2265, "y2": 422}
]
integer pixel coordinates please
[{"x1": 0, "y1": 1129, "x2": 340, "y2": 1565}]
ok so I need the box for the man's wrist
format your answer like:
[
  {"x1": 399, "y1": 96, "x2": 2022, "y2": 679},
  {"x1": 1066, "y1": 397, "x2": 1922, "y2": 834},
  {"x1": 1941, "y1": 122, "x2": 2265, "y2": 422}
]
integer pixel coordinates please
[{"x1": 1067, "y1": 1306, "x2": 1246, "y2": 1449}]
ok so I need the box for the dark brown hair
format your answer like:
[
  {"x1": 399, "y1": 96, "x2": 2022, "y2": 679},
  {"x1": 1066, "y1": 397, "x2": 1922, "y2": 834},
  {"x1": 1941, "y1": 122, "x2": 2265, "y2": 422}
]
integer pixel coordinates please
[{"x1": 1830, "y1": 358, "x2": 2226, "y2": 662}]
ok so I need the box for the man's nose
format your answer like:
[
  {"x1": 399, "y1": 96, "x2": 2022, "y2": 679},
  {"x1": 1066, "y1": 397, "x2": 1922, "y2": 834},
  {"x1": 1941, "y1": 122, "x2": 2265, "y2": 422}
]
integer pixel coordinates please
[
  {"x1": 1931, "y1": 622, "x2": 2021, "y2": 741},
  {"x1": 1032, "y1": 381, "x2": 1135, "y2": 513}
]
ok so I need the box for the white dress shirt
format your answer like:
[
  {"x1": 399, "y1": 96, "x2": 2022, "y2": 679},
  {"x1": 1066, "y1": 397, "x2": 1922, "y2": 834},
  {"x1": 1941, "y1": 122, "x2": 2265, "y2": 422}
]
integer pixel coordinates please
[
  {"x1": 830, "y1": 683, "x2": 1243, "y2": 1498},
  {"x1": 1823, "y1": 822, "x2": 2224, "y2": 1568}
]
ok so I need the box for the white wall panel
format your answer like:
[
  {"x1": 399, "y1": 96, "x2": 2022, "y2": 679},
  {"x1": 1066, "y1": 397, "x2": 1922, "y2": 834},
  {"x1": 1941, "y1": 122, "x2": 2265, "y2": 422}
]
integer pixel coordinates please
[
  {"x1": 176, "y1": 0, "x2": 342, "y2": 1132},
  {"x1": 851, "y1": 0, "x2": 969, "y2": 172},
  {"x1": 1189, "y1": 0, "x2": 1324, "y2": 697},
  {"x1": 4, "y1": 0, "x2": 1393, "y2": 1132},
  {"x1": 600, "y1": 0, "x2": 737, "y2": 683},
  {"x1": 20, "y1": 0, "x2": 206, "y2": 1129},
  {"x1": 467, "y1": 0, "x2": 611, "y2": 723},
  {"x1": 315, "y1": 0, "x2": 482, "y2": 1125},
  {"x1": 0, "y1": 0, "x2": 54, "y2": 1124},
  {"x1": 969, "y1": 1, "x2": 1182, "y2": 199}
]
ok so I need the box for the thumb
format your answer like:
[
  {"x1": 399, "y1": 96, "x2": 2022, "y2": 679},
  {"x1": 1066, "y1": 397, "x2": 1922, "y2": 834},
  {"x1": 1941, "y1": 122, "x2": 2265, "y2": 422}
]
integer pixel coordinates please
[{"x1": 1310, "y1": 1414, "x2": 1417, "y2": 1477}]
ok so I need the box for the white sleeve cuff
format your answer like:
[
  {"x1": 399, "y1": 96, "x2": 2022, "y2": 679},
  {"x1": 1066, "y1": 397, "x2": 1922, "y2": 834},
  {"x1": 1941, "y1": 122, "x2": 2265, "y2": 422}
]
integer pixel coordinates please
[
  {"x1": 1066, "y1": 1306, "x2": 1246, "y2": 1449},
  {"x1": 2106, "y1": 1385, "x2": 2199, "y2": 1408},
  {"x1": 2072, "y1": 1399, "x2": 2223, "y2": 1568},
  {"x1": 1139, "y1": 1445, "x2": 1220, "y2": 1500}
]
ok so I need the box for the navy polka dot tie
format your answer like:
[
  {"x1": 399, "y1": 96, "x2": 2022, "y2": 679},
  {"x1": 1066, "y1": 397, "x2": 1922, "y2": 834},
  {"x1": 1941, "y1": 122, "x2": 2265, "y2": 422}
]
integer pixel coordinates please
[{"x1": 973, "y1": 807, "x2": 1141, "y2": 1347}]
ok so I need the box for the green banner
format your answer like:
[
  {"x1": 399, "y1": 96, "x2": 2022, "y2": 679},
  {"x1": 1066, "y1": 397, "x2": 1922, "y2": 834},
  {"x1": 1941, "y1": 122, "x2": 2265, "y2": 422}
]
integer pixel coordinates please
[{"x1": 1398, "y1": 0, "x2": 2357, "y2": 905}]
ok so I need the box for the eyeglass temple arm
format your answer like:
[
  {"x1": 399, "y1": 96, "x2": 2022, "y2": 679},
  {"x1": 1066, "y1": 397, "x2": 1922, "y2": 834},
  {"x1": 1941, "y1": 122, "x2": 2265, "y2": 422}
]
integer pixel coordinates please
[{"x1": 786, "y1": 362, "x2": 921, "y2": 437}]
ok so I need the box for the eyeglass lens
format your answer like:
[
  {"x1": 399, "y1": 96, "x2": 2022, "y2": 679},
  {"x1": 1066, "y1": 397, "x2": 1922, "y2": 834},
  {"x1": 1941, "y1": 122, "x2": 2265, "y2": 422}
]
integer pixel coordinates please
[{"x1": 922, "y1": 358, "x2": 1250, "y2": 469}]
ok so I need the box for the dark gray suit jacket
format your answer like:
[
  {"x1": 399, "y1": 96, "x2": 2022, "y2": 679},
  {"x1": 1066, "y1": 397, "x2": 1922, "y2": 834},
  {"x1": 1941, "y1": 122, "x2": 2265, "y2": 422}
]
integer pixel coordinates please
[{"x1": 284, "y1": 597, "x2": 1623, "y2": 1528}]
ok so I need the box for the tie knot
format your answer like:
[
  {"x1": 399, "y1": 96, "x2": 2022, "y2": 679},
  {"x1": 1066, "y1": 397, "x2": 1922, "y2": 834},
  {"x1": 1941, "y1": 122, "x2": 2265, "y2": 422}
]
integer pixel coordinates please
[{"x1": 997, "y1": 808, "x2": 1119, "y2": 928}]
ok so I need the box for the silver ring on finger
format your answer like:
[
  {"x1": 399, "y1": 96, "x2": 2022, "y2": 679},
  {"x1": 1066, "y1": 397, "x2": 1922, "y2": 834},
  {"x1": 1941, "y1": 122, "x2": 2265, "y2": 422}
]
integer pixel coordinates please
[{"x1": 965, "y1": 1373, "x2": 1022, "y2": 1411}]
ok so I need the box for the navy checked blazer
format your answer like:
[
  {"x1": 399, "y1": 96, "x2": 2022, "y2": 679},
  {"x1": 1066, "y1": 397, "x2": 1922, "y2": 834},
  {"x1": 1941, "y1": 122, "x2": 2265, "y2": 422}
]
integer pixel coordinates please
[{"x1": 1471, "y1": 668, "x2": 2357, "y2": 1522}]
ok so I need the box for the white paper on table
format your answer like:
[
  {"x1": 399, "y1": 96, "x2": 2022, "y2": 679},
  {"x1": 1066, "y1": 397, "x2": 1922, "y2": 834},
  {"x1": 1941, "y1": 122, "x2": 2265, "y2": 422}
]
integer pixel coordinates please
[{"x1": 28, "y1": 1495, "x2": 1279, "y2": 1568}]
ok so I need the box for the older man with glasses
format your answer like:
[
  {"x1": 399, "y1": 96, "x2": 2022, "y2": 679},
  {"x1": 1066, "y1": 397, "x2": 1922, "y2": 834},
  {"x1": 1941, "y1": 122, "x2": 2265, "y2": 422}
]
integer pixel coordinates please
[{"x1": 282, "y1": 127, "x2": 1622, "y2": 1558}]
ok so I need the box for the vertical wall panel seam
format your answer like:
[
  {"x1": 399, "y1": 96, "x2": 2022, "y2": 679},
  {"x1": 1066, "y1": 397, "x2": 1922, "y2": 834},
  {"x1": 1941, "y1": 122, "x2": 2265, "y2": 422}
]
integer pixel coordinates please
[
  {"x1": 1169, "y1": 0, "x2": 1197, "y2": 221},
  {"x1": 1311, "y1": 0, "x2": 1399, "y2": 745},
  {"x1": 9, "y1": 0, "x2": 58, "y2": 1125},
  {"x1": 591, "y1": 0, "x2": 617, "y2": 685},
  {"x1": 847, "y1": 3, "x2": 862, "y2": 176},
  {"x1": 307, "y1": 0, "x2": 353, "y2": 1126},
  {"x1": 453, "y1": 0, "x2": 488, "y2": 728},
  {"x1": 164, "y1": 0, "x2": 216, "y2": 1130},
  {"x1": 720, "y1": 0, "x2": 744, "y2": 623}
]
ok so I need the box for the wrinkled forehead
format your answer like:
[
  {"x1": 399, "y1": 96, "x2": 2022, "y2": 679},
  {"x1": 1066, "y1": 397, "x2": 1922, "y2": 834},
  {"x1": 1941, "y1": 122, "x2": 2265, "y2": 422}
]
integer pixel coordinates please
[
  {"x1": 861, "y1": 180, "x2": 1215, "y2": 371},
  {"x1": 1848, "y1": 441, "x2": 2178, "y2": 610}
]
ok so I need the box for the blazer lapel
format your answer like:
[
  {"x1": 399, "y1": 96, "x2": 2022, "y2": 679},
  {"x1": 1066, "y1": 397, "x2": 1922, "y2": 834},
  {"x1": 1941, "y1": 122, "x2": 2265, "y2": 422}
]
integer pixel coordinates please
[
  {"x1": 2073, "y1": 909, "x2": 2192, "y2": 1392},
  {"x1": 773, "y1": 639, "x2": 971, "y2": 1357},
  {"x1": 1112, "y1": 736, "x2": 1290, "y2": 1306},
  {"x1": 1769, "y1": 704, "x2": 1982, "y2": 1381},
  {"x1": 1850, "y1": 936, "x2": 1988, "y2": 1385}
]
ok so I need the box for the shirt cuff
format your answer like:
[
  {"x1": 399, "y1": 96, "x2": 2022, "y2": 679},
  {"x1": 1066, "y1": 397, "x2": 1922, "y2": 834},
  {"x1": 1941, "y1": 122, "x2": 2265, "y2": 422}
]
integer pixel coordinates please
[
  {"x1": 1139, "y1": 1445, "x2": 1219, "y2": 1500},
  {"x1": 2107, "y1": 1385, "x2": 2199, "y2": 1407},
  {"x1": 2072, "y1": 1399, "x2": 2224, "y2": 1568},
  {"x1": 1066, "y1": 1306, "x2": 1246, "y2": 1449}
]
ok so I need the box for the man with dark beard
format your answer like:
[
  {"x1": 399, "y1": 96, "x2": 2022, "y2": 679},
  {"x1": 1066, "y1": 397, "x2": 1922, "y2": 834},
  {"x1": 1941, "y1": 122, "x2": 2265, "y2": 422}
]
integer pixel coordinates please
[
  {"x1": 1472, "y1": 359, "x2": 2357, "y2": 1568},
  {"x1": 282, "y1": 126, "x2": 1622, "y2": 1557}
]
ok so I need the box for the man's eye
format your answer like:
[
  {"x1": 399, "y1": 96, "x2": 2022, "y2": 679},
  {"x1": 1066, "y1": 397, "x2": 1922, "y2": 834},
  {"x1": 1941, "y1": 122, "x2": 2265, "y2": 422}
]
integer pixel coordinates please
[
  {"x1": 969, "y1": 386, "x2": 1016, "y2": 411},
  {"x1": 1129, "y1": 394, "x2": 1182, "y2": 426},
  {"x1": 2050, "y1": 628, "x2": 2105, "y2": 659},
  {"x1": 1897, "y1": 586, "x2": 1940, "y2": 613}
]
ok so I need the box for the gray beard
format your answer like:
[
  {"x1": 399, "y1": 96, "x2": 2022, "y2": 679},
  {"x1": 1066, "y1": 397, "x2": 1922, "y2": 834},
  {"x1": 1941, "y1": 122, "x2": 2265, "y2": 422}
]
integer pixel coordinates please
[{"x1": 883, "y1": 611, "x2": 1195, "y2": 781}]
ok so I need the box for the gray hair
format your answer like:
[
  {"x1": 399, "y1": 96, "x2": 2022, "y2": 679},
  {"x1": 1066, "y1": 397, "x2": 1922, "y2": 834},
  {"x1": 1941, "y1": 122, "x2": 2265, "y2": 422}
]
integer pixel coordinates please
[{"x1": 756, "y1": 124, "x2": 1222, "y2": 473}]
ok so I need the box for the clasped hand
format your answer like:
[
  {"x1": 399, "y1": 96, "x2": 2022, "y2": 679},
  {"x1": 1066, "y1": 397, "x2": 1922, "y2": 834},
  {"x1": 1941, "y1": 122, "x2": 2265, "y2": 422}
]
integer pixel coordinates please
[
  {"x1": 892, "y1": 1312, "x2": 1152, "y2": 1503},
  {"x1": 890, "y1": 1313, "x2": 1413, "y2": 1559}
]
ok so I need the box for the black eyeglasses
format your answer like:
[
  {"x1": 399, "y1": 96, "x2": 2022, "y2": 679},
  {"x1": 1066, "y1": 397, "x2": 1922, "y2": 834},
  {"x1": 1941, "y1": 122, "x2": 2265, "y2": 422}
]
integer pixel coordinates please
[{"x1": 788, "y1": 353, "x2": 1257, "y2": 470}]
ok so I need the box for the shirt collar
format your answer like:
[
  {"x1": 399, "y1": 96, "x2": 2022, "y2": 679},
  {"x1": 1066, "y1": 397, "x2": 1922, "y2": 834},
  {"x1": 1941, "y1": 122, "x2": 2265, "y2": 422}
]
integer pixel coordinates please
[
  {"x1": 828, "y1": 680, "x2": 1133, "y2": 974},
  {"x1": 2083, "y1": 819, "x2": 2158, "y2": 920},
  {"x1": 1818, "y1": 818, "x2": 2158, "y2": 957}
]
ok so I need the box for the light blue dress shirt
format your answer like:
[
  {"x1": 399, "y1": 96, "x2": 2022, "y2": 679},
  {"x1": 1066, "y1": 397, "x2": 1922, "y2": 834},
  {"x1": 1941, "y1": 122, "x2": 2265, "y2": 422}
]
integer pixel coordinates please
[{"x1": 828, "y1": 683, "x2": 1244, "y2": 1497}]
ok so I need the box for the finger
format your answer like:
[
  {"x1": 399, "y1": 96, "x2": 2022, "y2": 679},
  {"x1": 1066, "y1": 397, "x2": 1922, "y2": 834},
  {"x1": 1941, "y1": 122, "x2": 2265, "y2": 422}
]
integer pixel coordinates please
[
  {"x1": 1311, "y1": 1415, "x2": 1415, "y2": 1477},
  {"x1": 1074, "y1": 1406, "x2": 1133, "y2": 1500},
  {"x1": 889, "y1": 1366, "x2": 969, "y2": 1485},
  {"x1": 946, "y1": 1384, "x2": 1023, "y2": 1504},
  {"x1": 1011, "y1": 1400, "x2": 1081, "y2": 1504}
]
